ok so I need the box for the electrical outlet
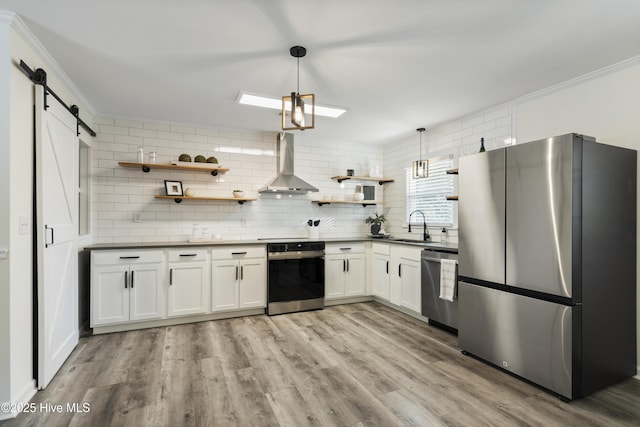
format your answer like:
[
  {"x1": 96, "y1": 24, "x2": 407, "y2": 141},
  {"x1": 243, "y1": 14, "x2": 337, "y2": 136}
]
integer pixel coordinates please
[
  {"x1": 0, "y1": 248, "x2": 7, "y2": 259},
  {"x1": 133, "y1": 213, "x2": 142, "y2": 223}
]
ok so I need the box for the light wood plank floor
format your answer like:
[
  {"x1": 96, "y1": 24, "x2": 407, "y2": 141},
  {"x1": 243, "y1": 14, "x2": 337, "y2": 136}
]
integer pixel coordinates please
[{"x1": 2, "y1": 302, "x2": 639, "y2": 426}]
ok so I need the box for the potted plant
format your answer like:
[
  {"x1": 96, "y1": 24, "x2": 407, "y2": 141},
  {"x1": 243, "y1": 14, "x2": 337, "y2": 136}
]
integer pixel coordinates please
[
  {"x1": 233, "y1": 189, "x2": 244, "y2": 198},
  {"x1": 365, "y1": 213, "x2": 386, "y2": 235}
]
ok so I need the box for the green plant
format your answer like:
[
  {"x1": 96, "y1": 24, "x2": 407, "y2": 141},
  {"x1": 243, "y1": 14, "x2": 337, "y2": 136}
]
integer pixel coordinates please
[
  {"x1": 233, "y1": 189, "x2": 243, "y2": 192},
  {"x1": 365, "y1": 213, "x2": 386, "y2": 225}
]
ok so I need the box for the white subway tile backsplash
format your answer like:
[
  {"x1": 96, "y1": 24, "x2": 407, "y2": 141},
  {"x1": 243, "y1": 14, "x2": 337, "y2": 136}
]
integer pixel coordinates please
[
  {"x1": 115, "y1": 118, "x2": 144, "y2": 129},
  {"x1": 91, "y1": 105, "x2": 512, "y2": 244},
  {"x1": 144, "y1": 121, "x2": 171, "y2": 131},
  {"x1": 129, "y1": 128, "x2": 157, "y2": 138},
  {"x1": 99, "y1": 124, "x2": 130, "y2": 136},
  {"x1": 170, "y1": 124, "x2": 196, "y2": 134},
  {"x1": 91, "y1": 117, "x2": 385, "y2": 242}
]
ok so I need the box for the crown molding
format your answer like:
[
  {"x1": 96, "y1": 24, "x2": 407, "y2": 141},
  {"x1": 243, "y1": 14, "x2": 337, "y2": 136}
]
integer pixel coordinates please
[
  {"x1": 1, "y1": 10, "x2": 97, "y2": 118},
  {"x1": 514, "y1": 55, "x2": 640, "y2": 105},
  {"x1": 0, "y1": 10, "x2": 17, "y2": 26}
]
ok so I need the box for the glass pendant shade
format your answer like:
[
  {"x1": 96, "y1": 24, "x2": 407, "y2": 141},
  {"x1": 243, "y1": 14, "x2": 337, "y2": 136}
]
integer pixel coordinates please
[
  {"x1": 412, "y1": 159, "x2": 429, "y2": 178},
  {"x1": 282, "y1": 45, "x2": 315, "y2": 130},
  {"x1": 282, "y1": 92, "x2": 315, "y2": 130},
  {"x1": 412, "y1": 127, "x2": 428, "y2": 179}
]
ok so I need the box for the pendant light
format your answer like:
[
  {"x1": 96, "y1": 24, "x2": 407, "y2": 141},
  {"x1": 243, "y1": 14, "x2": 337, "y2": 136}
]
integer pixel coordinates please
[
  {"x1": 282, "y1": 46, "x2": 315, "y2": 130},
  {"x1": 412, "y1": 128, "x2": 428, "y2": 179}
]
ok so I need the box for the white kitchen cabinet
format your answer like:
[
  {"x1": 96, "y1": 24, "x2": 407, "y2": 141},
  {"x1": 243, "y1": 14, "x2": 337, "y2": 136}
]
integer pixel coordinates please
[
  {"x1": 167, "y1": 249, "x2": 210, "y2": 317},
  {"x1": 211, "y1": 246, "x2": 266, "y2": 312},
  {"x1": 211, "y1": 260, "x2": 240, "y2": 311},
  {"x1": 325, "y1": 243, "x2": 366, "y2": 300},
  {"x1": 371, "y1": 243, "x2": 390, "y2": 301},
  {"x1": 91, "y1": 250, "x2": 165, "y2": 327},
  {"x1": 389, "y1": 245, "x2": 422, "y2": 313}
]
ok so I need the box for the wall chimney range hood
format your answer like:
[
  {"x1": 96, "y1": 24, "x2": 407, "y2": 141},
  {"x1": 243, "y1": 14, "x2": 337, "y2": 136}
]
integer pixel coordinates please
[{"x1": 259, "y1": 132, "x2": 319, "y2": 194}]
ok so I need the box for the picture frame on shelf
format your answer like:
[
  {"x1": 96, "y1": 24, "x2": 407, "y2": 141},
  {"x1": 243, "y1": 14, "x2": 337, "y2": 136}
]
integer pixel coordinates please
[
  {"x1": 363, "y1": 185, "x2": 376, "y2": 200},
  {"x1": 164, "y1": 180, "x2": 184, "y2": 196}
]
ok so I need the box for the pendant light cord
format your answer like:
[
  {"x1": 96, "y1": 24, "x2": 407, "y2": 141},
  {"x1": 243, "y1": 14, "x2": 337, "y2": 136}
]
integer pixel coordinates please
[
  {"x1": 417, "y1": 127, "x2": 426, "y2": 160},
  {"x1": 296, "y1": 56, "x2": 300, "y2": 95}
]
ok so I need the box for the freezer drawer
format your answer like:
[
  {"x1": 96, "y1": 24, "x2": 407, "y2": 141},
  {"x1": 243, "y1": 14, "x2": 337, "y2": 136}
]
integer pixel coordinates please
[{"x1": 458, "y1": 281, "x2": 575, "y2": 399}]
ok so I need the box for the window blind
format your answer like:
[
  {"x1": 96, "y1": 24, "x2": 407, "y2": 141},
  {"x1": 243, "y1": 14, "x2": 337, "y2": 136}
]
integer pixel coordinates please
[{"x1": 405, "y1": 158, "x2": 454, "y2": 226}]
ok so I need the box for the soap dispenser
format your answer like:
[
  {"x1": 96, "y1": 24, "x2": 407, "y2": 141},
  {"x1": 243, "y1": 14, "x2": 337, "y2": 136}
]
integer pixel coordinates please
[{"x1": 441, "y1": 227, "x2": 448, "y2": 243}]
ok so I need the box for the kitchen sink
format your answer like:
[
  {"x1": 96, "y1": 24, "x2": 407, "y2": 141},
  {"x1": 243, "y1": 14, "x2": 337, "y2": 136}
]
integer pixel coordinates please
[{"x1": 388, "y1": 238, "x2": 435, "y2": 247}]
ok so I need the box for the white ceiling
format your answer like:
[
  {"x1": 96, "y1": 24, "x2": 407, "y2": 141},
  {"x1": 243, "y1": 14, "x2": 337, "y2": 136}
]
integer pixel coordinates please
[{"x1": 2, "y1": 0, "x2": 640, "y2": 145}]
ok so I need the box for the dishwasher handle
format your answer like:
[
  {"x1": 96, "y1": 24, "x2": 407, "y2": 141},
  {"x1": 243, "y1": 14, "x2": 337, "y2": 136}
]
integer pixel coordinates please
[{"x1": 422, "y1": 255, "x2": 458, "y2": 263}]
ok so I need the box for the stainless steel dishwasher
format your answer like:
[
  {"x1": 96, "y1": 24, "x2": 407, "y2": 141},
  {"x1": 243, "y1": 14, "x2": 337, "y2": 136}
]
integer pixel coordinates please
[{"x1": 421, "y1": 248, "x2": 459, "y2": 331}]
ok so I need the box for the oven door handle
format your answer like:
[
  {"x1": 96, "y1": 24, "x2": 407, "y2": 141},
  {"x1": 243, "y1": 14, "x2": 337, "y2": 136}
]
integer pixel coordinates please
[{"x1": 268, "y1": 251, "x2": 325, "y2": 260}]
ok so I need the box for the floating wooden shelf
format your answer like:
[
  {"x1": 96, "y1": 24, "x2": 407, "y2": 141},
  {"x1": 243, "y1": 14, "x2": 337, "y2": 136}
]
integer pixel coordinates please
[
  {"x1": 446, "y1": 168, "x2": 459, "y2": 175},
  {"x1": 155, "y1": 195, "x2": 255, "y2": 205},
  {"x1": 446, "y1": 196, "x2": 458, "y2": 201},
  {"x1": 313, "y1": 200, "x2": 379, "y2": 207},
  {"x1": 119, "y1": 161, "x2": 229, "y2": 176},
  {"x1": 330, "y1": 175, "x2": 394, "y2": 185}
]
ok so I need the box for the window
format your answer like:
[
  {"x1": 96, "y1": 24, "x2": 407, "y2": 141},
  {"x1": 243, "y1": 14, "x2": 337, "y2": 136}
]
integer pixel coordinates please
[
  {"x1": 405, "y1": 157, "x2": 454, "y2": 226},
  {"x1": 78, "y1": 140, "x2": 90, "y2": 236}
]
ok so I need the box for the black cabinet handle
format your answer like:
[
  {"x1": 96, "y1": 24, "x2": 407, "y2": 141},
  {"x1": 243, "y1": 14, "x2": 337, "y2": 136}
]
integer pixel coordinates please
[
  {"x1": 124, "y1": 271, "x2": 128, "y2": 289},
  {"x1": 232, "y1": 251, "x2": 247, "y2": 255},
  {"x1": 120, "y1": 256, "x2": 140, "y2": 259},
  {"x1": 235, "y1": 265, "x2": 239, "y2": 280},
  {"x1": 339, "y1": 247, "x2": 352, "y2": 251},
  {"x1": 343, "y1": 259, "x2": 346, "y2": 272},
  {"x1": 179, "y1": 254, "x2": 197, "y2": 257},
  {"x1": 398, "y1": 264, "x2": 402, "y2": 277},
  {"x1": 241, "y1": 265, "x2": 244, "y2": 280},
  {"x1": 346, "y1": 258, "x2": 350, "y2": 272},
  {"x1": 131, "y1": 270, "x2": 135, "y2": 288},
  {"x1": 169, "y1": 268, "x2": 173, "y2": 285},
  {"x1": 386, "y1": 260, "x2": 389, "y2": 274}
]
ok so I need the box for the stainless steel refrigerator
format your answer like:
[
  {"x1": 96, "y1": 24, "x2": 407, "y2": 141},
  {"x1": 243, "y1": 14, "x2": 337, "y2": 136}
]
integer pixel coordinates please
[{"x1": 458, "y1": 133, "x2": 637, "y2": 400}]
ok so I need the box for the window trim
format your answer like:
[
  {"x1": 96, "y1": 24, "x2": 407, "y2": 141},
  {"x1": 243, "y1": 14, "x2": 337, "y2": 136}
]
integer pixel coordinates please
[{"x1": 404, "y1": 156, "x2": 457, "y2": 228}]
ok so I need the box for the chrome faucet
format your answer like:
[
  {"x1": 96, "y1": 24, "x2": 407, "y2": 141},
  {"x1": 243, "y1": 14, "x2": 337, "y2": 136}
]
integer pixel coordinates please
[{"x1": 408, "y1": 210, "x2": 430, "y2": 241}]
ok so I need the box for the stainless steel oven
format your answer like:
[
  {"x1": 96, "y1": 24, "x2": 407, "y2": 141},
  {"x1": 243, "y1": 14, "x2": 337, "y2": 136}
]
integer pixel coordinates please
[{"x1": 266, "y1": 241, "x2": 325, "y2": 315}]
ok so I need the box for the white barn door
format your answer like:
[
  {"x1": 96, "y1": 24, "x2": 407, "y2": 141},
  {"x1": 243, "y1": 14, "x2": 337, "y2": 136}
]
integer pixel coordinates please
[{"x1": 35, "y1": 85, "x2": 79, "y2": 389}]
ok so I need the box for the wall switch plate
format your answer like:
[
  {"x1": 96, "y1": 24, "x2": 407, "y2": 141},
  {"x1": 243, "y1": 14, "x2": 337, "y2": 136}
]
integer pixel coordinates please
[
  {"x1": 0, "y1": 248, "x2": 8, "y2": 259},
  {"x1": 133, "y1": 213, "x2": 142, "y2": 223},
  {"x1": 19, "y1": 216, "x2": 29, "y2": 235}
]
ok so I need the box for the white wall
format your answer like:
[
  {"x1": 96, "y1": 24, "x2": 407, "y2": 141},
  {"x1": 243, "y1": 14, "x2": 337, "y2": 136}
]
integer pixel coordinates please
[
  {"x1": 91, "y1": 117, "x2": 384, "y2": 243},
  {"x1": 515, "y1": 57, "x2": 640, "y2": 372},
  {"x1": 516, "y1": 59, "x2": 640, "y2": 148},
  {"x1": 0, "y1": 13, "x2": 95, "y2": 420},
  {"x1": 382, "y1": 105, "x2": 515, "y2": 241},
  {"x1": 0, "y1": 15, "x2": 12, "y2": 413}
]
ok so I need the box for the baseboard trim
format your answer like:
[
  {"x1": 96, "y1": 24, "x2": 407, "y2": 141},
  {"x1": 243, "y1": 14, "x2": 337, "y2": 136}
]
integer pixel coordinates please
[
  {"x1": 0, "y1": 379, "x2": 37, "y2": 420},
  {"x1": 91, "y1": 308, "x2": 265, "y2": 335},
  {"x1": 324, "y1": 295, "x2": 373, "y2": 306},
  {"x1": 371, "y1": 297, "x2": 429, "y2": 323}
]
